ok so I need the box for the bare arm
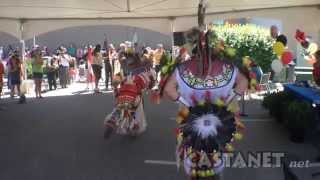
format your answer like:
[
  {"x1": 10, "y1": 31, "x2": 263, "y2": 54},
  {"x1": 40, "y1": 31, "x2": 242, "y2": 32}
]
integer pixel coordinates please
[
  {"x1": 234, "y1": 72, "x2": 249, "y2": 95},
  {"x1": 163, "y1": 72, "x2": 179, "y2": 101}
]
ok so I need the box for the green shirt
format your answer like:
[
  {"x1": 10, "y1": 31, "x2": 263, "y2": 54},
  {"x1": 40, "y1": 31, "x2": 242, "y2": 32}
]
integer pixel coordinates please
[{"x1": 32, "y1": 58, "x2": 44, "y2": 73}]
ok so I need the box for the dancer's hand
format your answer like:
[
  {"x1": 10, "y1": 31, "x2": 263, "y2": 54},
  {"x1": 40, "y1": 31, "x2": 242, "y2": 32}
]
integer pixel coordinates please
[
  {"x1": 225, "y1": 89, "x2": 242, "y2": 105},
  {"x1": 176, "y1": 96, "x2": 191, "y2": 107}
]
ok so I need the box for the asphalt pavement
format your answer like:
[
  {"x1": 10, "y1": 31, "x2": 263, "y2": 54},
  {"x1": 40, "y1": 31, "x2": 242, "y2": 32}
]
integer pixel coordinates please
[{"x1": 0, "y1": 86, "x2": 318, "y2": 180}]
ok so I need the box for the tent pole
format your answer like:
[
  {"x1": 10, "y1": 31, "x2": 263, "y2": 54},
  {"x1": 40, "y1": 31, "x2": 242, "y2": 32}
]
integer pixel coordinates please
[
  {"x1": 21, "y1": 40, "x2": 26, "y2": 80},
  {"x1": 19, "y1": 19, "x2": 27, "y2": 80},
  {"x1": 169, "y1": 17, "x2": 175, "y2": 58},
  {"x1": 127, "y1": 0, "x2": 131, "y2": 12},
  {"x1": 33, "y1": 36, "x2": 36, "y2": 47}
]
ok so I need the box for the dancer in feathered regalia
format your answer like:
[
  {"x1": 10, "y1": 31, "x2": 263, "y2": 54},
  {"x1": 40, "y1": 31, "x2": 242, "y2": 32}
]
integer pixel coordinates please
[
  {"x1": 160, "y1": 0, "x2": 251, "y2": 179},
  {"x1": 104, "y1": 49, "x2": 156, "y2": 138}
]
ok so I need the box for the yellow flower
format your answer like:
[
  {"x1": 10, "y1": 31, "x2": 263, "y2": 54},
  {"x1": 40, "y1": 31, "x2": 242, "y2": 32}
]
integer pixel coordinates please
[
  {"x1": 250, "y1": 79, "x2": 257, "y2": 86},
  {"x1": 191, "y1": 169, "x2": 197, "y2": 177},
  {"x1": 242, "y1": 56, "x2": 251, "y2": 67},
  {"x1": 177, "y1": 133, "x2": 183, "y2": 143},
  {"x1": 214, "y1": 98, "x2": 224, "y2": 107},
  {"x1": 227, "y1": 100, "x2": 240, "y2": 113},
  {"x1": 198, "y1": 100, "x2": 205, "y2": 107},
  {"x1": 225, "y1": 143, "x2": 234, "y2": 152},
  {"x1": 234, "y1": 132, "x2": 243, "y2": 141},
  {"x1": 225, "y1": 47, "x2": 236, "y2": 57}
]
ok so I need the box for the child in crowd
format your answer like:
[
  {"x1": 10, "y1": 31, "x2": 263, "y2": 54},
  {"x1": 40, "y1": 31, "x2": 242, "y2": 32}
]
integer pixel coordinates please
[
  {"x1": 78, "y1": 60, "x2": 86, "y2": 82},
  {"x1": 46, "y1": 57, "x2": 58, "y2": 90},
  {"x1": 69, "y1": 57, "x2": 77, "y2": 84}
]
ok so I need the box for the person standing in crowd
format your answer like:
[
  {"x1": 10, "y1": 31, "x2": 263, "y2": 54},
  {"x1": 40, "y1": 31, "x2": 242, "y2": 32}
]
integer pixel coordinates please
[
  {"x1": 76, "y1": 46, "x2": 83, "y2": 64},
  {"x1": 31, "y1": 49, "x2": 44, "y2": 98},
  {"x1": 153, "y1": 44, "x2": 164, "y2": 71},
  {"x1": 141, "y1": 48, "x2": 150, "y2": 63},
  {"x1": 78, "y1": 60, "x2": 86, "y2": 82},
  {"x1": 313, "y1": 50, "x2": 320, "y2": 86},
  {"x1": 147, "y1": 47, "x2": 155, "y2": 64},
  {"x1": 153, "y1": 44, "x2": 165, "y2": 81},
  {"x1": 250, "y1": 61, "x2": 263, "y2": 82},
  {"x1": 85, "y1": 45, "x2": 94, "y2": 90},
  {"x1": 8, "y1": 53, "x2": 22, "y2": 98},
  {"x1": 0, "y1": 47, "x2": 4, "y2": 59},
  {"x1": 134, "y1": 42, "x2": 139, "y2": 54},
  {"x1": 104, "y1": 49, "x2": 111, "y2": 90},
  {"x1": 105, "y1": 44, "x2": 116, "y2": 90},
  {"x1": 108, "y1": 44, "x2": 116, "y2": 73},
  {"x1": 67, "y1": 44, "x2": 76, "y2": 57},
  {"x1": 92, "y1": 44, "x2": 104, "y2": 92},
  {"x1": 118, "y1": 43, "x2": 128, "y2": 76},
  {"x1": 111, "y1": 46, "x2": 121, "y2": 78},
  {"x1": 0, "y1": 58, "x2": 4, "y2": 100},
  {"x1": 68, "y1": 57, "x2": 76, "y2": 84},
  {"x1": 42, "y1": 46, "x2": 49, "y2": 56},
  {"x1": 103, "y1": 34, "x2": 108, "y2": 49},
  {"x1": 46, "y1": 57, "x2": 58, "y2": 90},
  {"x1": 58, "y1": 47, "x2": 70, "y2": 88}
]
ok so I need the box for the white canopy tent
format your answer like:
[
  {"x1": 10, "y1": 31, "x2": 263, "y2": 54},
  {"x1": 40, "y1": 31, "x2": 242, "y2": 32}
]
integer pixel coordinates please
[
  {"x1": 0, "y1": 0, "x2": 319, "y2": 19},
  {"x1": 0, "y1": 0, "x2": 319, "y2": 49}
]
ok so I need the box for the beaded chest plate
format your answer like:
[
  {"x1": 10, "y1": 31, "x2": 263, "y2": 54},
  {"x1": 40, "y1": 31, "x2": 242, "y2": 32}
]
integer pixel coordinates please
[{"x1": 178, "y1": 63, "x2": 234, "y2": 89}]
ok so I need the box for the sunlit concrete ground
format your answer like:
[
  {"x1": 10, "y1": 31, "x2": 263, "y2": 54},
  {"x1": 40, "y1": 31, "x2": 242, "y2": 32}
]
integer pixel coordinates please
[{"x1": 1, "y1": 78, "x2": 112, "y2": 99}]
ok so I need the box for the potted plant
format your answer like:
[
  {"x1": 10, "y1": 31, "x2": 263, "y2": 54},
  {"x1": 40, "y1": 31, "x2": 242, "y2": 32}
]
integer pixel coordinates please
[
  {"x1": 262, "y1": 91, "x2": 292, "y2": 122},
  {"x1": 285, "y1": 101, "x2": 312, "y2": 143}
]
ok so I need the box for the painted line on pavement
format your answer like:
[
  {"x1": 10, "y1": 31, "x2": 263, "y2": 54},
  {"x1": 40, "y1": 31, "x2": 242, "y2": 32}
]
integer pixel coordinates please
[
  {"x1": 144, "y1": 160, "x2": 176, "y2": 166},
  {"x1": 310, "y1": 162, "x2": 320, "y2": 167},
  {"x1": 145, "y1": 160, "x2": 320, "y2": 170}
]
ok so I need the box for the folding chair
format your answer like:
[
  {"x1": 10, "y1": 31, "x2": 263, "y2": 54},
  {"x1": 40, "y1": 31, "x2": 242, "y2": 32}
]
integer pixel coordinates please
[{"x1": 259, "y1": 72, "x2": 272, "y2": 94}]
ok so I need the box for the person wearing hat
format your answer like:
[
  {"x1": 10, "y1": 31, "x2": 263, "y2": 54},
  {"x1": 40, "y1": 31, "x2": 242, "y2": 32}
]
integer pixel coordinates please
[{"x1": 57, "y1": 47, "x2": 70, "y2": 88}]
